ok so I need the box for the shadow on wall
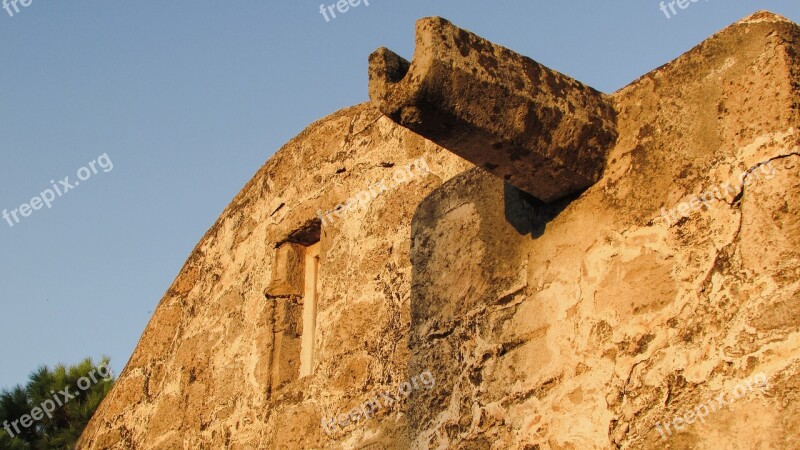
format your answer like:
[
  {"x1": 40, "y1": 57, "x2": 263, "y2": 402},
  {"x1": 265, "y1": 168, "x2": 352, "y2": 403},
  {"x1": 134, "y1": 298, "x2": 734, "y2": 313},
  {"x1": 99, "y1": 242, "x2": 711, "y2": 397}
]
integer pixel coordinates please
[
  {"x1": 406, "y1": 167, "x2": 575, "y2": 444},
  {"x1": 504, "y1": 183, "x2": 580, "y2": 239}
]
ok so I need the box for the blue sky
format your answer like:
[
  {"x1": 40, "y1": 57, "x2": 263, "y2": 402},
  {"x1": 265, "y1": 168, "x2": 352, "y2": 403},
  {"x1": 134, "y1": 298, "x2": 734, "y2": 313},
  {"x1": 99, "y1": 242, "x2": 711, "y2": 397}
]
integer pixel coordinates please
[{"x1": 1, "y1": 1, "x2": 798, "y2": 389}]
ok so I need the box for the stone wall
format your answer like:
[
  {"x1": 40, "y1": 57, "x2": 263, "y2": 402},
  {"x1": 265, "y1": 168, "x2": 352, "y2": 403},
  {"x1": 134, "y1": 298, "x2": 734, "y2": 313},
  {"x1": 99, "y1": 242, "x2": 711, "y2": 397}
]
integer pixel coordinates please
[
  {"x1": 79, "y1": 10, "x2": 800, "y2": 450},
  {"x1": 407, "y1": 11, "x2": 800, "y2": 449},
  {"x1": 77, "y1": 103, "x2": 472, "y2": 449}
]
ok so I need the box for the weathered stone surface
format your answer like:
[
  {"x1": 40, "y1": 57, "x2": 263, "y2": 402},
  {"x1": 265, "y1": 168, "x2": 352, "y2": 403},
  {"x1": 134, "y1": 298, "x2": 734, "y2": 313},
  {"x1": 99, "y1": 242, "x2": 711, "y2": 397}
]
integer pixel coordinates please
[
  {"x1": 80, "y1": 10, "x2": 800, "y2": 450},
  {"x1": 369, "y1": 17, "x2": 618, "y2": 202},
  {"x1": 78, "y1": 104, "x2": 474, "y2": 449},
  {"x1": 265, "y1": 243, "x2": 306, "y2": 298},
  {"x1": 408, "y1": 10, "x2": 800, "y2": 449}
]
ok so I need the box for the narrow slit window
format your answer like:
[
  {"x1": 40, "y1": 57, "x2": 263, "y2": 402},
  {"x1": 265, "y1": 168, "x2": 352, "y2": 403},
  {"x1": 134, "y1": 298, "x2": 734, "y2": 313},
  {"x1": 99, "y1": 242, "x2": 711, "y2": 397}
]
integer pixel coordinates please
[
  {"x1": 264, "y1": 218, "x2": 321, "y2": 395},
  {"x1": 299, "y1": 242, "x2": 320, "y2": 378}
]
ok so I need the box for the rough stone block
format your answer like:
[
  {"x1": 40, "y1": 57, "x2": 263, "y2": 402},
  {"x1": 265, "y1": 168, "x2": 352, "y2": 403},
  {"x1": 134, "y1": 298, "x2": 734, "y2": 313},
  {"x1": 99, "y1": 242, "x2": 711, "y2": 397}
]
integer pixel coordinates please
[
  {"x1": 265, "y1": 243, "x2": 306, "y2": 298},
  {"x1": 369, "y1": 17, "x2": 618, "y2": 202}
]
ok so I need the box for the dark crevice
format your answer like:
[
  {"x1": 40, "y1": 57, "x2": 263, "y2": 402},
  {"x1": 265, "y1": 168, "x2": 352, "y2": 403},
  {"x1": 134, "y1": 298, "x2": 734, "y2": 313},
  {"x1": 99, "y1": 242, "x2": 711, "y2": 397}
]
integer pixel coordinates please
[
  {"x1": 504, "y1": 183, "x2": 581, "y2": 238},
  {"x1": 276, "y1": 217, "x2": 322, "y2": 248}
]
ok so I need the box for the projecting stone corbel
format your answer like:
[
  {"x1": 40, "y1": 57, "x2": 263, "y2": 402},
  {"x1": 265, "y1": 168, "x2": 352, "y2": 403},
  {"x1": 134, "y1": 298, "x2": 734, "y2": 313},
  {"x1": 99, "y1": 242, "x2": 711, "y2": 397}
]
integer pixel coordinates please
[{"x1": 368, "y1": 17, "x2": 618, "y2": 202}]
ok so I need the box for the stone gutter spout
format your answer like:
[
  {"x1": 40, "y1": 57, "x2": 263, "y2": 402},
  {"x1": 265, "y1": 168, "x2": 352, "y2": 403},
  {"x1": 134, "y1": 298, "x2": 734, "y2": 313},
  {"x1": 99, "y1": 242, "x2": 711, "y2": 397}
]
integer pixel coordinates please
[{"x1": 369, "y1": 17, "x2": 618, "y2": 202}]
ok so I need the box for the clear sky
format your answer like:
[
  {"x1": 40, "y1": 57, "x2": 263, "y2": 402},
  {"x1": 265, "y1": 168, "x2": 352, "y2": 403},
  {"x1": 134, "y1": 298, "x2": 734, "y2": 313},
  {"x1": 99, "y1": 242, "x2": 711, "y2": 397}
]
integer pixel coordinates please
[{"x1": 1, "y1": 1, "x2": 798, "y2": 389}]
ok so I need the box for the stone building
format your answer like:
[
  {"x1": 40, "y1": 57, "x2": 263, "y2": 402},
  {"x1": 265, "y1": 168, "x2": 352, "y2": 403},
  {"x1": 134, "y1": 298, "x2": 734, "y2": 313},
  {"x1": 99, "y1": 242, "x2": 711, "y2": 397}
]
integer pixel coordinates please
[{"x1": 79, "y1": 11, "x2": 800, "y2": 449}]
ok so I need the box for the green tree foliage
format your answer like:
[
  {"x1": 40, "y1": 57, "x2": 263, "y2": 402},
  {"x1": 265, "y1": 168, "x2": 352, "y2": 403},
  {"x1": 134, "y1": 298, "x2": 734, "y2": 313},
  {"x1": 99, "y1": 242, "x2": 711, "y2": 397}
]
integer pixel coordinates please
[{"x1": 0, "y1": 357, "x2": 115, "y2": 450}]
